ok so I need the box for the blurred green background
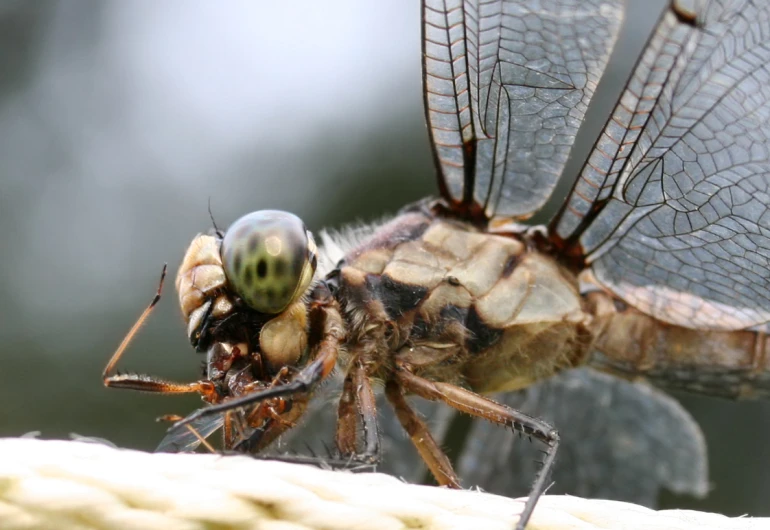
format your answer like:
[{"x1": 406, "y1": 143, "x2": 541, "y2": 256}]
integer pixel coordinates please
[{"x1": 0, "y1": 0, "x2": 767, "y2": 519}]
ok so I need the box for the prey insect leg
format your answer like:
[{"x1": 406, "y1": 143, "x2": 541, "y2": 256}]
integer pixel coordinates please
[{"x1": 102, "y1": 264, "x2": 167, "y2": 381}]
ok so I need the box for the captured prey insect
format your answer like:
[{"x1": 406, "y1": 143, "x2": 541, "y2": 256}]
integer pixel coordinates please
[{"x1": 104, "y1": 1, "x2": 770, "y2": 528}]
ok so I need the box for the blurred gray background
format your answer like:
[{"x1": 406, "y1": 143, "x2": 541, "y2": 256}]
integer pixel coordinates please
[{"x1": 1, "y1": 0, "x2": 767, "y2": 518}]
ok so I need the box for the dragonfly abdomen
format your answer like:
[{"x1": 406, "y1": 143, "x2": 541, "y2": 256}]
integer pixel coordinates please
[{"x1": 586, "y1": 291, "x2": 770, "y2": 399}]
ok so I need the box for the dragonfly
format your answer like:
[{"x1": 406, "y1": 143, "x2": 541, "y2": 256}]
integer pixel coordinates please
[{"x1": 103, "y1": 0, "x2": 770, "y2": 528}]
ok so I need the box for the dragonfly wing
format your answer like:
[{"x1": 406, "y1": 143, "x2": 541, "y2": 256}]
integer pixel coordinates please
[
  {"x1": 423, "y1": 0, "x2": 624, "y2": 220},
  {"x1": 553, "y1": 0, "x2": 770, "y2": 331},
  {"x1": 455, "y1": 368, "x2": 709, "y2": 504}
]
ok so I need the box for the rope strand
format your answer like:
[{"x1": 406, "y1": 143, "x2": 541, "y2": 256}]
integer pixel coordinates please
[{"x1": 0, "y1": 438, "x2": 765, "y2": 530}]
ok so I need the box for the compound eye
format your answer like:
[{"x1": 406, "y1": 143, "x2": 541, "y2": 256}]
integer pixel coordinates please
[{"x1": 221, "y1": 210, "x2": 317, "y2": 314}]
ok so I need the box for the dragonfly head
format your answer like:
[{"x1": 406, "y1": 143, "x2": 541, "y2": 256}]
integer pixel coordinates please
[
  {"x1": 176, "y1": 209, "x2": 321, "y2": 450},
  {"x1": 177, "y1": 209, "x2": 318, "y2": 352}
]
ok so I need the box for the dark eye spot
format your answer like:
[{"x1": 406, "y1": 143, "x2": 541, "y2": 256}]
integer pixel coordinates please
[
  {"x1": 257, "y1": 259, "x2": 268, "y2": 278},
  {"x1": 243, "y1": 266, "x2": 253, "y2": 286},
  {"x1": 265, "y1": 288, "x2": 275, "y2": 302},
  {"x1": 248, "y1": 235, "x2": 260, "y2": 254},
  {"x1": 233, "y1": 253, "x2": 242, "y2": 273},
  {"x1": 274, "y1": 259, "x2": 287, "y2": 277}
]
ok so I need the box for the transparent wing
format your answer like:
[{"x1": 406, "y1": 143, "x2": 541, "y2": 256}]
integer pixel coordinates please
[
  {"x1": 553, "y1": 0, "x2": 770, "y2": 330},
  {"x1": 423, "y1": 0, "x2": 624, "y2": 220},
  {"x1": 155, "y1": 413, "x2": 225, "y2": 453},
  {"x1": 456, "y1": 368, "x2": 709, "y2": 503}
]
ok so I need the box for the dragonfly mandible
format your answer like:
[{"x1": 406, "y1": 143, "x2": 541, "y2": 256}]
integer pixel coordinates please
[{"x1": 104, "y1": 1, "x2": 770, "y2": 528}]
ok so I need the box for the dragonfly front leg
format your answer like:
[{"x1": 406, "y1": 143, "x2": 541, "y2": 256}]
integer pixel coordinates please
[
  {"x1": 393, "y1": 361, "x2": 559, "y2": 530},
  {"x1": 101, "y1": 264, "x2": 220, "y2": 400},
  {"x1": 104, "y1": 372, "x2": 218, "y2": 399}
]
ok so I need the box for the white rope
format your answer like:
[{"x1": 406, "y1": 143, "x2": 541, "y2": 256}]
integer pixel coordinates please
[{"x1": 0, "y1": 438, "x2": 766, "y2": 530}]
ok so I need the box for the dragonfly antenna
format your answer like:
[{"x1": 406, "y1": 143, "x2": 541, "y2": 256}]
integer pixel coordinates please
[{"x1": 207, "y1": 197, "x2": 223, "y2": 237}]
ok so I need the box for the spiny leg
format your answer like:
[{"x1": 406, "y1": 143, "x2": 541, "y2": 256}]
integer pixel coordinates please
[
  {"x1": 103, "y1": 263, "x2": 219, "y2": 400},
  {"x1": 336, "y1": 357, "x2": 380, "y2": 465},
  {"x1": 103, "y1": 264, "x2": 166, "y2": 381},
  {"x1": 237, "y1": 359, "x2": 380, "y2": 470},
  {"x1": 336, "y1": 364, "x2": 358, "y2": 454},
  {"x1": 105, "y1": 373, "x2": 218, "y2": 397},
  {"x1": 395, "y1": 365, "x2": 559, "y2": 530},
  {"x1": 384, "y1": 379, "x2": 461, "y2": 488}
]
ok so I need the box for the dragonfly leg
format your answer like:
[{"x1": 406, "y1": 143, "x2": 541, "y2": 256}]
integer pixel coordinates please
[
  {"x1": 101, "y1": 264, "x2": 221, "y2": 400},
  {"x1": 102, "y1": 265, "x2": 167, "y2": 381},
  {"x1": 394, "y1": 363, "x2": 559, "y2": 530},
  {"x1": 234, "y1": 356, "x2": 381, "y2": 471},
  {"x1": 384, "y1": 379, "x2": 461, "y2": 488},
  {"x1": 336, "y1": 357, "x2": 380, "y2": 465},
  {"x1": 104, "y1": 373, "x2": 218, "y2": 400}
]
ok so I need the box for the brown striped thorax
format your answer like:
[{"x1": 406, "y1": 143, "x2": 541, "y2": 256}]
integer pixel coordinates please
[{"x1": 329, "y1": 205, "x2": 590, "y2": 394}]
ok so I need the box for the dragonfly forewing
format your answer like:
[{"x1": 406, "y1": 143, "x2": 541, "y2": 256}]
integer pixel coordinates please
[
  {"x1": 423, "y1": 0, "x2": 624, "y2": 219},
  {"x1": 555, "y1": 0, "x2": 770, "y2": 331}
]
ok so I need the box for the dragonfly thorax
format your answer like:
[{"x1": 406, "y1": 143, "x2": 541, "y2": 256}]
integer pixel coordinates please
[{"x1": 329, "y1": 207, "x2": 593, "y2": 393}]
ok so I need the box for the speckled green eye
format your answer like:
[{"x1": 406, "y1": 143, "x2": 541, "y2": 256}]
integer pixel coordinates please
[{"x1": 221, "y1": 210, "x2": 317, "y2": 314}]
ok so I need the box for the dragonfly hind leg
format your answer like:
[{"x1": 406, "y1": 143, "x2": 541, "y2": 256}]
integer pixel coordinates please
[
  {"x1": 384, "y1": 379, "x2": 461, "y2": 488},
  {"x1": 393, "y1": 361, "x2": 559, "y2": 530}
]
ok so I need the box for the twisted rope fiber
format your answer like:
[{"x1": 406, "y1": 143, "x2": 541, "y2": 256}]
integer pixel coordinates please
[{"x1": 0, "y1": 439, "x2": 766, "y2": 530}]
